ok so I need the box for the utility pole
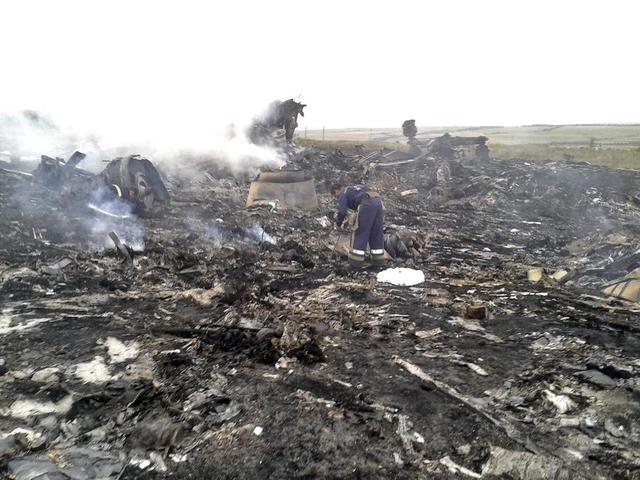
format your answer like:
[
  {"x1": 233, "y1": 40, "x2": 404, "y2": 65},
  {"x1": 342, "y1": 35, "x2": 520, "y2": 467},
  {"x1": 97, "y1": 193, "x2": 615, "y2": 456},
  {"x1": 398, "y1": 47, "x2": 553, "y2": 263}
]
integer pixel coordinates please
[{"x1": 322, "y1": 127, "x2": 325, "y2": 141}]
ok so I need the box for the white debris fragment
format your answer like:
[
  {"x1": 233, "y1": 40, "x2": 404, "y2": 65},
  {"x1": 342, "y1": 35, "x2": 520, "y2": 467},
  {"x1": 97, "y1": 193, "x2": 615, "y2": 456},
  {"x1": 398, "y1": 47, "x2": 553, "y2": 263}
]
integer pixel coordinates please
[
  {"x1": 130, "y1": 458, "x2": 152, "y2": 469},
  {"x1": 253, "y1": 426, "x2": 263, "y2": 436},
  {"x1": 0, "y1": 428, "x2": 28, "y2": 438},
  {"x1": 376, "y1": 268, "x2": 425, "y2": 286},
  {"x1": 560, "y1": 417, "x2": 580, "y2": 427},
  {"x1": 6, "y1": 368, "x2": 34, "y2": 380},
  {"x1": 544, "y1": 390, "x2": 576, "y2": 414},
  {"x1": 160, "y1": 349, "x2": 181, "y2": 355},
  {"x1": 527, "y1": 268, "x2": 544, "y2": 282},
  {"x1": 563, "y1": 449, "x2": 584, "y2": 460},
  {"x1": 105, "y1": 337, "x2": 140, "y2": 364},
  {"x1": 71, "y1": 356, "x2": 116, "y2": 383},
  {"x1": 584, "y1": 416, "x2": 597, "y2": 427},
  {"x1": 276, "y1": 356, "x2": 297, "y2": 369},
  {"x1": 294, "y1": 389, "x2": 336, "y2": 408},
  {"x1": 415, "y1": 328, "x2": 442, "y2": 339},
  {"x1": 169, "y1": 453, "x2": 188, "y2": 463},
  {"x1": 331, "y1": 378, "x2": 353, "y2": 388},
  {"x1": 31, "y1": 367, "x2": 60, "y2": 383},
  {"x1": 440, "y1": 455, "x2": 482, "y2": 478},
  {"x1": 0, "y1": 428, "x2": 42, "y2": 445},
  {"x1": 317, "y1": 216, "x2": 332, "y2": 228},
  {"x1": 0, "y1": 309, "x2": 51, "y2": 335},
  {"x1": 462, "y1": 362, "x2": 488, "y2": 376},
  {"x1": 150, "y1": 451, "x2": 168, "y2": 472},
  {"x1": 5, "y1": 395, "x2": 73, "y2": 419},
  {"x1": 551, "y1": 270, "x2": 569, "y2": 282}
]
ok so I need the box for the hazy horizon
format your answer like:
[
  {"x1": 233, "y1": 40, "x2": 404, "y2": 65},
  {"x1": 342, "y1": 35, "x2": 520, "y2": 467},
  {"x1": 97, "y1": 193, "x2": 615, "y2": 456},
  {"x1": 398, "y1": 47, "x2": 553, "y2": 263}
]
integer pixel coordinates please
[
  {"x1": 305, "y1": 123, "x2": 640, "y2": 131},
  {"x1": 1, "y1": 0, "x2": 638, "y2": 142}
]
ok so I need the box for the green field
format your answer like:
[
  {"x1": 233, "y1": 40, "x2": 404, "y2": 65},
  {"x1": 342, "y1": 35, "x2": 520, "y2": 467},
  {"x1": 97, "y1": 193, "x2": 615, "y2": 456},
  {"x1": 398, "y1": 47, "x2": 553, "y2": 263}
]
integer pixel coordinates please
[{"x1": 298, "y1": 125, "x2": 640, "y2": 169}]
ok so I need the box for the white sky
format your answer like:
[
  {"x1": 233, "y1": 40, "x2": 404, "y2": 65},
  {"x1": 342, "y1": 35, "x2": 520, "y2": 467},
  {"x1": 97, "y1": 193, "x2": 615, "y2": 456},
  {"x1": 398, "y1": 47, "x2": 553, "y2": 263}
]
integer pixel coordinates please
[{"x1": 1, "y1": 0, "x2": 638, "y2": 137}]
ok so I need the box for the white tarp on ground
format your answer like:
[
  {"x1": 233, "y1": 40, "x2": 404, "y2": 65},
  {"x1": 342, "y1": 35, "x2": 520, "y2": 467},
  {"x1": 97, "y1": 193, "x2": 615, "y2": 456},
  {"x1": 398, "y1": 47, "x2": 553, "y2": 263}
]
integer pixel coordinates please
[{"x1": 376, "y1": 268, "x2": 425, "y2": 286}]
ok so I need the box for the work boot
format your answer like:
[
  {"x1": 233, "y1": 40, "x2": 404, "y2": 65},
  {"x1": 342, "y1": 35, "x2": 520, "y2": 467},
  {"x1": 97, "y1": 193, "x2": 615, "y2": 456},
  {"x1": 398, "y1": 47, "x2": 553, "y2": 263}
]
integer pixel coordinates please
[
  {"x1": 370, "y1": 258, "x2": 386, "y2": 270},
  {"x1": 366, "y1": 262, "x2": 385, "y2": 272},
  {"x1": 348, "y1": 259, "x2": 364, "y2": 271}
]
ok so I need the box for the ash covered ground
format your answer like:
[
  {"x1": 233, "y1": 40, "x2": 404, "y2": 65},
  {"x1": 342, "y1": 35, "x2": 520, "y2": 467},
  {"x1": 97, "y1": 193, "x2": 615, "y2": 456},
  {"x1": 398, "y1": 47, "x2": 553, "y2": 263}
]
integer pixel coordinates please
[{"x1": 1, "y1": 145, "x2": 640, "y2": 479}]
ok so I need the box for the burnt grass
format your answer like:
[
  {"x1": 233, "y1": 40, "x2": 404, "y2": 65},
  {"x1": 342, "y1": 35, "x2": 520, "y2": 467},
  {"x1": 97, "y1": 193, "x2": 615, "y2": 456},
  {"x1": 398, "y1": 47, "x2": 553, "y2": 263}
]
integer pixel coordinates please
[{"x1": 1, "y1": 150, "x2": 640, "y2": 479}]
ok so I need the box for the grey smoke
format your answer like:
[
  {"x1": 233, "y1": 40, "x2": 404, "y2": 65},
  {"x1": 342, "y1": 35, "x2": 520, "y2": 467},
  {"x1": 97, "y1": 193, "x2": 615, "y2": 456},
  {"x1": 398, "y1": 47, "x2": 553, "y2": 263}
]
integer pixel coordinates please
[{"x1": 85, "y1": 186, "x2": 145, "y2": 251}]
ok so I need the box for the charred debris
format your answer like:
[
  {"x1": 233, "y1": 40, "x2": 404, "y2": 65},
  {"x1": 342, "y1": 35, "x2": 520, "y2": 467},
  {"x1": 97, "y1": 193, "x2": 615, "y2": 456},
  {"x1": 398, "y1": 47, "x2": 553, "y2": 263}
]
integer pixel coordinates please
[
  {"x1": 1, "y1": 118, "x2": 640, "y2": 479},
  {"x1": 248, "y1": 98, "x2": 306, "y2": 147},
  {"x1": 27, "y1": 152, "x2": 170, "y2": 217}
]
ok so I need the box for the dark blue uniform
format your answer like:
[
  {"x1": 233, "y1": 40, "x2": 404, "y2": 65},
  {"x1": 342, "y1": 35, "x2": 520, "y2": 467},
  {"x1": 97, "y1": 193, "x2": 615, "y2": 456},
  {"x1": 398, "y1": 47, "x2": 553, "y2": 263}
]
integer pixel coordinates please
[{"x1": 336, "y1": 185, "x2": 385, "y2": 265}]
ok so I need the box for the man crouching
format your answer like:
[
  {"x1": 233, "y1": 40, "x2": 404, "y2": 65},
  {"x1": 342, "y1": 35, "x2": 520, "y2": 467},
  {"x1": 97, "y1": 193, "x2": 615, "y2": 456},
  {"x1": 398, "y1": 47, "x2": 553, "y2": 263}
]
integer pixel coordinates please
[{"x1": 331, "y1": 183, "x2": 385, "y2": 269}]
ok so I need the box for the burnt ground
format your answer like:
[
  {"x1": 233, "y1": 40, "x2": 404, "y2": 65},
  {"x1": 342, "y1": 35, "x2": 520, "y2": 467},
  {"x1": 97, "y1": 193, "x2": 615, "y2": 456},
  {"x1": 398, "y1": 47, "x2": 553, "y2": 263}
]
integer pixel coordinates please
[{"x1": 1, "y1": 150, "x2": 640, "y2": 479}]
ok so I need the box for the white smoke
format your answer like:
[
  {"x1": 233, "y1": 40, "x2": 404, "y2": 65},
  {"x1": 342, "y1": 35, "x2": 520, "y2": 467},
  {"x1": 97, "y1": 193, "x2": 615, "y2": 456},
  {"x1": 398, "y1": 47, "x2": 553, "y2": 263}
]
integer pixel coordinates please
[
  {"x1": 244, "y1": 225, "x2": 277, "y2": 245},
  {"x1": 0, "y1": 106, "x2": 287, "y2": 175},
  {"x1": 187, "y1": 218, "x2": 277, "y2": 247},
  {"x1": 0, "y1": 110, "x2": 100, "y2": 163},
  {"x1": 86, "y1": 186, "x2": 146, "y2": 251}
]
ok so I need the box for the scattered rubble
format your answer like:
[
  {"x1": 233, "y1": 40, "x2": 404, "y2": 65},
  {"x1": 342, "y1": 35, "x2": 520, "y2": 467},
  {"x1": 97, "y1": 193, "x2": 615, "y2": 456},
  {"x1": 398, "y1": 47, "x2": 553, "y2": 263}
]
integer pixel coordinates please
[
  {"x1": 9, "y1": 152, "x2": 169, "y2": 217},
  {"x1": 1, "y1": 136, "x2": 640, "y2": 478}
]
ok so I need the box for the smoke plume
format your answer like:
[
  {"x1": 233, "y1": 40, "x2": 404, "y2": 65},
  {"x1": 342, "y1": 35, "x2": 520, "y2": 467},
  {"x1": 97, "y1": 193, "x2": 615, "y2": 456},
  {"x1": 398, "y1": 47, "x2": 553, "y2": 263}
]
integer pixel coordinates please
[{"x1": 0, "y1": 108, "x2": 286, "y2": 175}]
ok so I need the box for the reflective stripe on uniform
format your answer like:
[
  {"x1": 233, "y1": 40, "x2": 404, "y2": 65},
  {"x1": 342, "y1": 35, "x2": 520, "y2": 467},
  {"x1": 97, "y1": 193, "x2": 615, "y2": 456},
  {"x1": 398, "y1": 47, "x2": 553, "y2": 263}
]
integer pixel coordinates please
[
  {"x1": 348, "y1": 252, "x2": 365, "y2": 262},
  {"x1": 349, "y1": 205, "x2": 361, "y2": 250},
  {"x1": 371, "y1": 249, "x2": 384, "y2": 254},
  {"x1": 351, "y1": 249, "x2": 366, "y2": 255}
]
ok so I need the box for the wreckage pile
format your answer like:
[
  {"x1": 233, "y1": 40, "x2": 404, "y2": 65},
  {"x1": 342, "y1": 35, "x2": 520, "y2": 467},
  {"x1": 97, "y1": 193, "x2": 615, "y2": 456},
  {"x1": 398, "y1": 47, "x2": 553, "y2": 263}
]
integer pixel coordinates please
[
  {"x1": 248, "y1": 99, "x2": 306, "y2": 146},
  {"x1": 1, "y1": 141, "x2": 640, "y2": 479}
]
